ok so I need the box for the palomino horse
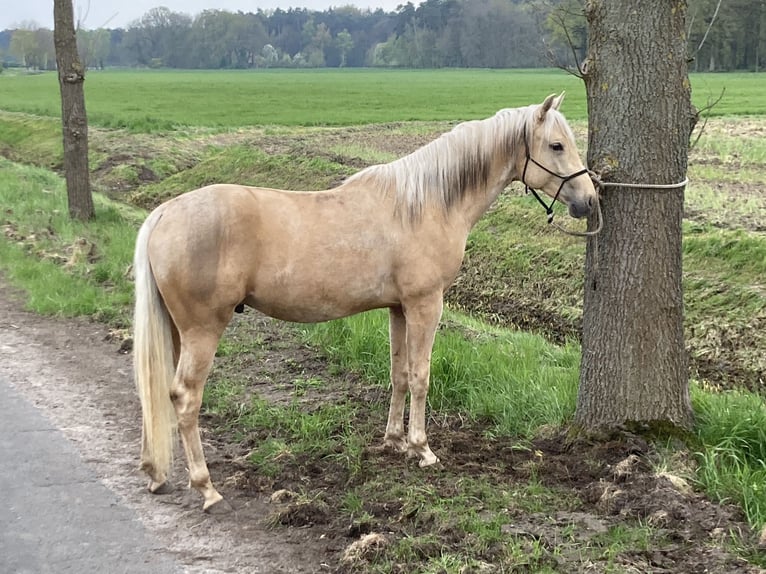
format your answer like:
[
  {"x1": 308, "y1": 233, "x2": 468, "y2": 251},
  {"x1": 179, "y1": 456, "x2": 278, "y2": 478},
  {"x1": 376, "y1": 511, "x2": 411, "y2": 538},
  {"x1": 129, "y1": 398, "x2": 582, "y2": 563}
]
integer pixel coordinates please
[{"x1": 133, "y1": 93, "x2": 597, "y2": 511}]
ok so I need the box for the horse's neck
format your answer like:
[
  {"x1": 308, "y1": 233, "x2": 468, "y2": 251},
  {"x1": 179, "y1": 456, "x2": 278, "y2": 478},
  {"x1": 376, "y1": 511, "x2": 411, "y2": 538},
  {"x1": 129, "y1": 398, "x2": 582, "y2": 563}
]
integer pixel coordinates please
[{"x1": 457, "y1": 166, "x2": 515, "y2": 230}]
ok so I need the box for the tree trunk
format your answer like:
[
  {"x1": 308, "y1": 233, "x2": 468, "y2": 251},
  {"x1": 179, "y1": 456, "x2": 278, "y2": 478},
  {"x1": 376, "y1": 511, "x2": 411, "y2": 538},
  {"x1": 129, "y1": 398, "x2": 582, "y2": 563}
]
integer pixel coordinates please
[
  {"x1": 576, "y1": 0, "x2": 695, "y2": 429},
  {"x1": 54, "y1": 0, "x2": 94, "y2": 221}
]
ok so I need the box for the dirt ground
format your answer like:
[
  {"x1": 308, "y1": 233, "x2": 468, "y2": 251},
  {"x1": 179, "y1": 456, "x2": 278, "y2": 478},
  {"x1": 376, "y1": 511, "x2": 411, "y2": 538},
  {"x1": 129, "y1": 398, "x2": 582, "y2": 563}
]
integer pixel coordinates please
[{"x1": 2, "y1": 279, "x2": 763, "y2": 573}]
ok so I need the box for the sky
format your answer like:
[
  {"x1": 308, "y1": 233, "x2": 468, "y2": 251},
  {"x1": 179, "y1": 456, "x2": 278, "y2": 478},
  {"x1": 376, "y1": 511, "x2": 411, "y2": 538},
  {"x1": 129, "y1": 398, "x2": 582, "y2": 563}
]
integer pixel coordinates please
[{"x1": 1, "y1": 0, "x2": 404, "y2": 30}]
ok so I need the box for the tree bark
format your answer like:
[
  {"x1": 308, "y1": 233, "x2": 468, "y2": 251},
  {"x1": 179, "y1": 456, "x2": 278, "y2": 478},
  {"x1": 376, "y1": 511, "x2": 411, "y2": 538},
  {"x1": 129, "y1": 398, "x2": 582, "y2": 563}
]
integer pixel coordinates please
[
  {"x1": 577, "y1": 0, "x2": 695, "y2": 429},
  {"x1": 54, "y1": 0, "x2": 94, "y2": 221}
]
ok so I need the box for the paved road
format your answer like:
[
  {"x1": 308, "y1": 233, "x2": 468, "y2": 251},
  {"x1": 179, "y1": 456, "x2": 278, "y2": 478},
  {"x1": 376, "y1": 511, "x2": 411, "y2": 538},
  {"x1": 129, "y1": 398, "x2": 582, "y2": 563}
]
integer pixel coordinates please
[{"x1": 0, "y1": 377, "x2": 182, "y2": 574}]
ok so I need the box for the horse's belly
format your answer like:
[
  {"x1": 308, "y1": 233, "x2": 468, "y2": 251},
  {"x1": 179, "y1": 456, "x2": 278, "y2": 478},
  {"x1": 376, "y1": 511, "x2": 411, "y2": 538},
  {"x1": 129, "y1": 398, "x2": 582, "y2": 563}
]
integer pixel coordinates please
[
  {"x1": 251, "y1": 296, "x2": 388, "y2": 324},
  {"x1": 248, "y1": 278, "x2": 394, "y2": 324}
]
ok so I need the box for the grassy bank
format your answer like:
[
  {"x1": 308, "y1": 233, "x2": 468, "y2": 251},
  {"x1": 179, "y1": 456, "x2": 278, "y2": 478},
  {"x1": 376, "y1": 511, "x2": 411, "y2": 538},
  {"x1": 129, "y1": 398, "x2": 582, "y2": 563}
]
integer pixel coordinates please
[{"x1": 0, "y1": 158, "x2": 139, "y2": 323}]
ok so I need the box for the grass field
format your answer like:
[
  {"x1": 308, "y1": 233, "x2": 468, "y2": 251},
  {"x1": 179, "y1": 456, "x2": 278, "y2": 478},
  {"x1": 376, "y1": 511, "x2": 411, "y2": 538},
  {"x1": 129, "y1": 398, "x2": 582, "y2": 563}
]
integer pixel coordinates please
[
  {"x1": 0, "y1": 69, "x2": 764, "y2": 129},
  {"x1": 1, "y1": 69, "x2": 766, "y2": 572}
]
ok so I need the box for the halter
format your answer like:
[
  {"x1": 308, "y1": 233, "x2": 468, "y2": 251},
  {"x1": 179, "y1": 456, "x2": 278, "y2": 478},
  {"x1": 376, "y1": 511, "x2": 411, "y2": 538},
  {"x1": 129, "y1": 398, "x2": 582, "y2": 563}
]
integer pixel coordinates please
[{"x1": 521, "y1": 129, "x2": 590, "y2": 224}]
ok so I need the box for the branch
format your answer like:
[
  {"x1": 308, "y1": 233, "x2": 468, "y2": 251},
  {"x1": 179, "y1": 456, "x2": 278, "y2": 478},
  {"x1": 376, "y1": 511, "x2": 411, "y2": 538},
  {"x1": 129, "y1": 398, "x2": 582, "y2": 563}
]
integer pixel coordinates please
[
  {"x1": 686, "y1": 5, "x2": 696, "y2": 41},
  {"x1": 689, "y1": 88, "x2": 725, "y2": 151},
  {"x1": 695, "y1": 0, "x2": 723, "y2": 54},
  {"x1": 541, "y1": 0, "x2": 587, "y2": 79},
  {"x1": 561, "y1": 13, "x2": 585, "y2": 77}
]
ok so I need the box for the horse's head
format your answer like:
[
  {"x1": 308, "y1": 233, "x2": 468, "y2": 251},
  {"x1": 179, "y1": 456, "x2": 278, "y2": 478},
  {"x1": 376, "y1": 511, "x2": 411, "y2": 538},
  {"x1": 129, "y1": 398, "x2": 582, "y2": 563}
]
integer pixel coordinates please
[{"x1": 521, "y1": 93, "x2": 597, "y2": 219}]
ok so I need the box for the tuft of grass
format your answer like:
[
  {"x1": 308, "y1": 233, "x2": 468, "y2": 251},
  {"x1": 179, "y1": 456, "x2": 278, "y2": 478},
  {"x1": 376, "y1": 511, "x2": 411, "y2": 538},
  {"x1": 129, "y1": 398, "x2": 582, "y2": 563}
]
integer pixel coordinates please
[
  {"x1": 683, "y1": 225, "x2": 766, "y2": 282},
  {"x1": 216, "y1": 336, "x2": 264, "y2": 357},
  {"x1": 0, "y1": 112, "x2": 63, "y2": 168},
  {"x1": 202, "y1": 380, "x2": 373, "y2": 478},
  {"x1": 327, "y1": 142, "x2": 397, "y2": 164},
  {"x1": 350, "y1": 471, "x2": 577, "y2": 573},
  {"x1": 692, "y1": 385, "x2": 766, "y2": 528},
  {"x1": 684, "y1": 178, "x2": 766, "y2": 230}
]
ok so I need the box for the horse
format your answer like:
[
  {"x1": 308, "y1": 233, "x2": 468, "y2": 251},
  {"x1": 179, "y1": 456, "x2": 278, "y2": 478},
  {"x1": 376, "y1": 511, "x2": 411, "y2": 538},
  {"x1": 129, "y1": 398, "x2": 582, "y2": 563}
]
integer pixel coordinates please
[{"x1": 133, "y1": 93, "x2": 598, "y2": 511}]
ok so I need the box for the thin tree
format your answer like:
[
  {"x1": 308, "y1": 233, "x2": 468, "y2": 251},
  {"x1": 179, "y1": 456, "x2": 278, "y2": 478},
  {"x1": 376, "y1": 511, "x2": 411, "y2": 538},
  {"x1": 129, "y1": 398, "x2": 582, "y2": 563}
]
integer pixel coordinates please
[
  {"x1": 54, "y1": 0, "x2": 94, "y2": 220},
  {"x1": 576, "y1": 1, "x2": 695, "y2": 429}
]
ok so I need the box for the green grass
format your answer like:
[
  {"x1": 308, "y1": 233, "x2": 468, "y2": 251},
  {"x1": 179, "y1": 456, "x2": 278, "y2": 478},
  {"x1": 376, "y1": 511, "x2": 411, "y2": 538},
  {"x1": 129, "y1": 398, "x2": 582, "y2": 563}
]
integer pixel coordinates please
[
  {"x1": 693, "y1": 387, "x2": 766, "y2": 527},
  {"x1": 0, "y1": 158, "x2": 139, "y2": 324},
  {"x1": 684, "y1": 226, "x2": 766, "y2": 280},
  {"x1": 0, "y1": 112, "x2": 62, "y2": 168},
  {"x1": 690, "y1": 72, "x2": 766, "y2": 117},
  {"x1": 133, "y1": 145, "x2": 353, "y2": 207},
  {"x1": 203, "y1": 375, "x2": 371, "y2": 479},
  {"x1": 327, "y1": 142, "x2": 397, "y2": 164},
  {"x1": 1, "y1": 69, "x2": 764, "y2": 131},
  {"x1": 363, "y1": 475, "x2": 578, "y2": 572},
  {"x1": 304, "y1": 309, "x2": 581, "y2": 438},
  {"x1": 685, "y1": 178, "x2": 766, "y2": 228},
  {"x1": 0, "y1": 69, "x2": 586, "y2": 128}
]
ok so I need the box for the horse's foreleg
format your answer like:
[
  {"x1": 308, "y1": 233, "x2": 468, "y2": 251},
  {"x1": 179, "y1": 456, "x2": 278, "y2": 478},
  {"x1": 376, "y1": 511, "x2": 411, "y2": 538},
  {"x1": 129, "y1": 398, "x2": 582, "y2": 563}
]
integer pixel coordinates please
[
  {"x1": 172, "y1": 329, "x2": 225, "y2": 511},
  {"x1": 403, "y1": 294, "x2": 443, "y2": 467},
  {"x1": 384, "y1": 305, "x2": 408, "y2": 452}
]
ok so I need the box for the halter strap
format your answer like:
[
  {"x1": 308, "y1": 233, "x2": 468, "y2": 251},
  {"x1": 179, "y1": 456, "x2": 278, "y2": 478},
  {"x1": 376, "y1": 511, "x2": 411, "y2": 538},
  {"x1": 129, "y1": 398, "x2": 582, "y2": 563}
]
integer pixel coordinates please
[{"x1": 521, "y1": 130, "x2": 589, "y2": 224}]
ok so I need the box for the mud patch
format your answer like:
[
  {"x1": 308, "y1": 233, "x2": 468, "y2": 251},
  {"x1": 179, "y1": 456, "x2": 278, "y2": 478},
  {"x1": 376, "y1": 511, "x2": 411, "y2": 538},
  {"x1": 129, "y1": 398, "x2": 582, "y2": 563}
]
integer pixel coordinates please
[{"x1": 202, "y1": 366, "x2": 761, "y2": 574}]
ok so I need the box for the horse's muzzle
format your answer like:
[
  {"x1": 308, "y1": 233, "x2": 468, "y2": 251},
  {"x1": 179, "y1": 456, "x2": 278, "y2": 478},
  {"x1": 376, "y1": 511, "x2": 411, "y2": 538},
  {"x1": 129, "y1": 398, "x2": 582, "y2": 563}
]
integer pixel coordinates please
[{"x1": 568, "y1": 196, "x2": 594, "y2": 219}]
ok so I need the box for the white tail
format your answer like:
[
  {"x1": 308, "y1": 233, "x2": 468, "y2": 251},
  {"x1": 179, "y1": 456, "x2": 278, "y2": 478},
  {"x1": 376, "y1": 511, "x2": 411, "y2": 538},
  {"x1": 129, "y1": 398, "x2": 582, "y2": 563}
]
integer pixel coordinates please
[{"x1": 133, "y1": 209, "x2": 177, "y2": 482}]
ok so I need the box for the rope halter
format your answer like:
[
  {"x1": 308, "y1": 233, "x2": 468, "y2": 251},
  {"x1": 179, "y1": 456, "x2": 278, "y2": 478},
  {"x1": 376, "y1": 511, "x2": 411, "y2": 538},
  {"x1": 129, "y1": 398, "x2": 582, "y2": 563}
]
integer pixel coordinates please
[{"x1": 520, "y1": 129, "x2": 590, "y2": 225}]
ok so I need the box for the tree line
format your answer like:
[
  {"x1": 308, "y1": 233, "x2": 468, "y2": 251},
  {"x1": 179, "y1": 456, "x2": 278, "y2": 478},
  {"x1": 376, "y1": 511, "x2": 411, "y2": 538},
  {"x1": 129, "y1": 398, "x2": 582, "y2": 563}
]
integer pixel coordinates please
[{"x1": 1, "y1": 0, "x2": 764, "y2": 71}]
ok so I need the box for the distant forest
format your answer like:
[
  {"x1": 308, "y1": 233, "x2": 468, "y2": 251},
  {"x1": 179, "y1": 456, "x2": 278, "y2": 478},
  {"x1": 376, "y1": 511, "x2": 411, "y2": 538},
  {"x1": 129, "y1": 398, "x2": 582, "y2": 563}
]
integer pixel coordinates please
[{"x1": 1, "y1": 0, "x2": 764, "y2": 71}]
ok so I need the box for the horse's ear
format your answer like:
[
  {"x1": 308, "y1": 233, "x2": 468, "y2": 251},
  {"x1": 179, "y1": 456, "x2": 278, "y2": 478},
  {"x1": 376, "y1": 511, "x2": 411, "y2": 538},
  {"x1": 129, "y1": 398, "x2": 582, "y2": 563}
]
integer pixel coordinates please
[
  {"x1": 553, "y1": 91, "x2": 566, "y2": 110},
  {"x1": 537, "y1": 93, "x2": 557, "y2": 123}
]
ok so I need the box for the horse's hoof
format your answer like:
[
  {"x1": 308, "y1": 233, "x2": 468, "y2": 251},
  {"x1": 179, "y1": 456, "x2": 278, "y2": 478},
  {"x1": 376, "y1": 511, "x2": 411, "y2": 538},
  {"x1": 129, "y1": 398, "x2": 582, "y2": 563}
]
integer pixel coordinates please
[
  {"x1": 203, "y1": 496, "x2": 231, "y2": 515},
  {"x1": 147, "y1": 480, "x2": 173, "y2": 495},
  {"x1": 419, "y1": 454, "x2": 440, "y2": 468},
  {"x1": 383, "y1": 436, "x2": 408, "y2": 452},
  {"x1": 408, "y1": 446, "x2": 439, "y2": 467}
]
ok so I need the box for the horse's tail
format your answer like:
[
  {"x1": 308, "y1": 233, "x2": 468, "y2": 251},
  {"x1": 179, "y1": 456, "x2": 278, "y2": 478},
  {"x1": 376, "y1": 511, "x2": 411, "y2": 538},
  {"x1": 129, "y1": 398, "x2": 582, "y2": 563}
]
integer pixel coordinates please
[{"x1": 133, "y1": 208, "x2": 177, "y2": 482}]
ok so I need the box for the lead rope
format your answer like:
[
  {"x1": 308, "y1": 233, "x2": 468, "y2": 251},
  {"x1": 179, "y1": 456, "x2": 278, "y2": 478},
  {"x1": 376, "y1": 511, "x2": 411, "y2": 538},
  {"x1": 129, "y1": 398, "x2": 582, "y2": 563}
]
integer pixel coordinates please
[
  {"x1": 520, "y1": 125, "x2": 688, "y2": 238},
  {"x1": 548, "y1": 172, "x2": 689, "y2": 238},
  {"x1": 549, "y1": 174, "x2": 603, "y2": 237},
  {"x1": 566, "y1": 173, "x2": 690, "y2": 291}
]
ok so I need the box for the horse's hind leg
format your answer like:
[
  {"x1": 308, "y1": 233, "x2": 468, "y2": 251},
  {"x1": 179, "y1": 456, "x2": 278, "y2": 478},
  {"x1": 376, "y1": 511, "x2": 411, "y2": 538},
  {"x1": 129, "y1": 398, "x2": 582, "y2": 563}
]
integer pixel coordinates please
[
  {"x1": 384, "y1": 305, "x2": 408, "y2": 452},
  {"x1": 172, "y1": 323, "x2": 228, "y2": 511}
]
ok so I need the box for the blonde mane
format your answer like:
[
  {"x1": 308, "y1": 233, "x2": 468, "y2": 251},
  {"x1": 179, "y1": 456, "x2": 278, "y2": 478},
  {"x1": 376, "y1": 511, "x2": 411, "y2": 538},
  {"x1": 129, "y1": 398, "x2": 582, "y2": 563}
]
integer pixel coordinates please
[{"x1": 346, "y1": 104, "x2": 573, "y2": 222}]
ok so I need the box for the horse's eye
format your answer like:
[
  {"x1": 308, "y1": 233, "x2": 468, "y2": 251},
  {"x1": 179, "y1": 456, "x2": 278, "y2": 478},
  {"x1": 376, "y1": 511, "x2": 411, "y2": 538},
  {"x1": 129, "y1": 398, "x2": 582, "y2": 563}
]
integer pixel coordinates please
[{"x1": 550, "y1": 142, "x2": 564, "y2": 152}]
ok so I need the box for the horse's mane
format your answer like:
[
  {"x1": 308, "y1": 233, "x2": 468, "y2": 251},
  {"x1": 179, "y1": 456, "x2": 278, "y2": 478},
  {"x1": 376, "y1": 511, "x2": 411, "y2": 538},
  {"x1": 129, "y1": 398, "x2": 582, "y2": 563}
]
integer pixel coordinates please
[{"x1": 346, "y1": 104, "x2": 573, "y2": 222}]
